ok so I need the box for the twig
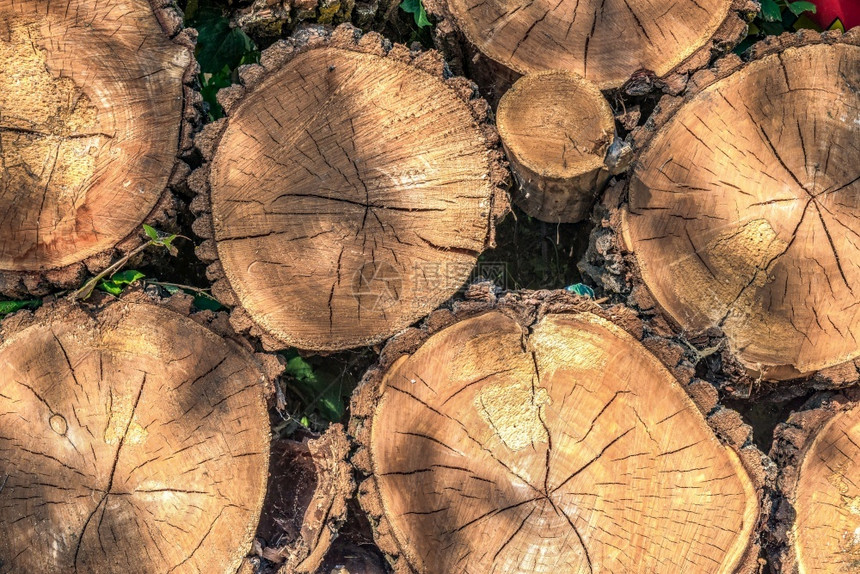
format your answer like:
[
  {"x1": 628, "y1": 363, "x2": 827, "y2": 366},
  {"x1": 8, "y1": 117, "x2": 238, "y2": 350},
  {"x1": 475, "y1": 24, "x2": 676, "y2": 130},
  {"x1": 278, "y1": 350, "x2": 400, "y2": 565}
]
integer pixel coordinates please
[
  {"x1": 70, "y1": 240, "x2": 154, "y2": 301},
  {"x1": 0, "y1": 474, "x2": 8, "y2": 494},
  {"x1": 145, "y1": 281, "x2": 213, "y2": 297},
  {"x1": 69, "y1": 231, "x2": 188, "y2": 301}
]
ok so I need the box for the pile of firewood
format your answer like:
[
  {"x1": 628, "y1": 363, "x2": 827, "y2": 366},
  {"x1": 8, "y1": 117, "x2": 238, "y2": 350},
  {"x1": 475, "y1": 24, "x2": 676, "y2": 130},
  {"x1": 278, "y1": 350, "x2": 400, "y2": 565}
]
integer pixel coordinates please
[{"x1": 0, "y1": 0, "x2": 858, "y2": 572}]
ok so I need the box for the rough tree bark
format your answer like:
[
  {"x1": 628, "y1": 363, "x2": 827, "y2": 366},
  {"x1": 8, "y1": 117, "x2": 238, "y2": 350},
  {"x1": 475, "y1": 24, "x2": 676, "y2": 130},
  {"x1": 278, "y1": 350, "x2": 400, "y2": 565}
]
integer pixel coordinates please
[
  {"x1": 350, "y1": 289, "x2": 766, "y2": 574},
  {"x1": 424, "y1": 0, "x2": 754, "y2": 91},
  {"x1": 232, "y1": 0, "x2": 377, "y2": 44},
  {"x1": 496, "y1": 71, "x2": 620, "y2": 223},
  {"x1": 0, "y1": 293, "x2": 271, "y2": 573},
  {"x1": 240, "y1": 424, "x2": 357, "y2": 574},
  {"x1": 190, "y1": 24, "x2": 509, "y2": 352},
  {"x1": 768, "y1": 389, "x2": 860, "y2": 573},
  {"x1": 0, "y1": 0, "x2": 200, "y2": 297},
  {"x1": 581, "y1": 30, "x2": 860, "y2": 388}
]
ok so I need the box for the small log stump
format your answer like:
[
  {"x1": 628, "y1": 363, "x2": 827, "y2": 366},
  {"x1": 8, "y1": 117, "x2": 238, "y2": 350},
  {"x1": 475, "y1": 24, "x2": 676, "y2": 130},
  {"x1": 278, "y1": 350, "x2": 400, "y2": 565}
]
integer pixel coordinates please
[
  {"x1": 0, "y1": 295, "x2": 270, "y2": 573},
  {"x1": 351, "y1": 290, "x2": 762, "y2": 573},
  {"x1": 496, "y1": 71, "x2": 617, "y2": 223},
  {"x1": 769, "y1": 389, "x2": 860, "y2": 573},
  {"x1": 599, "y1": 32, "x2": 860, "y2": 383},
  {"x1": 430, "y1": 0, "x2": 750, "y2": 90},
  {"x1": 191, "y1": 24, "x2": 508, "y2": 352},
  {"x1": 0, "y1": 0, "x2": 197, "y2": 295}
]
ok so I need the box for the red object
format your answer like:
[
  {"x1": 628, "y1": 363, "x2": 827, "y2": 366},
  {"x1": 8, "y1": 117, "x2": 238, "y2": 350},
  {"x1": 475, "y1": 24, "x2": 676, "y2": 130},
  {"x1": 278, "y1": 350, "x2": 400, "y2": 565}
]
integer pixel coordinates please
[{"x1": 811, "y1": 0, "x2": 860, "y2": 30}]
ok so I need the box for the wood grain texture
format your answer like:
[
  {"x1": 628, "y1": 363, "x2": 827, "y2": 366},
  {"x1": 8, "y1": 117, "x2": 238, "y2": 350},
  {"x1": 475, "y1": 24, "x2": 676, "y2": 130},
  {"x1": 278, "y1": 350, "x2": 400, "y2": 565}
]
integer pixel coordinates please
[
  {"x1": 364, "y1": 310, "x2": 757, "y2": 573},
  {"x1": 208, "y1": 41, "x2": 502, "y2": 351},
  {"x1": 0, "y1": 300, "x2": 270, "y2": 573},
  {"x1": 624, "y1": 42, "x2": 860, "y2": 380},
  {"x1": 0, "y1": 0, "x2": 190, "y2": 272},
  {"x1": 443, "y1": 0, "x2": 733, "y2": 89},
  {"x1": 496, "y1": 71, "x2": 614, "y2": 222},
  {"x1": 793, "y1": 403, "x2": 860, "y2": 572}
]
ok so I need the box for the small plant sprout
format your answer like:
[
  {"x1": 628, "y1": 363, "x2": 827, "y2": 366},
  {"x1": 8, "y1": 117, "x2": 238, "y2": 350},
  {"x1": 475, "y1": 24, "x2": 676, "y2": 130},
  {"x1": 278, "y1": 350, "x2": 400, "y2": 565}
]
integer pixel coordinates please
[{"x1": 72, "y1": 225, "x2": 187, "y2": 301}]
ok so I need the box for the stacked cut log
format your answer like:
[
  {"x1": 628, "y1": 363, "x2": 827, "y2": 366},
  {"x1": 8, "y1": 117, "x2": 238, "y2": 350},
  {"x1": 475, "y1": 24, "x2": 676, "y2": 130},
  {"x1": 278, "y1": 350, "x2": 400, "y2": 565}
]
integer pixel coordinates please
[
  {"x1": 0, "y1": 0, "x2": 199, "y2": 296},
  {"x1": 422, "y1": 0, "x2": 756, "y2": 225},
  {"x1": 0, "y1": 294, "x2": 271, "y2": 573},
  {"x1": 495, "y1": 71, "x2": 621, "y2": 223},
  {"x1": 425, "y1": 0, "x2": 755, "y2": 91},
  {"x1": 582, "y1": 31, "x2": 860, "y2": 389},
  {"x1": 190, "y1": 24, "x2": 508, "y2": 352},
  {"x1": 350, "y1": 290, "x2": 765, "y2": 574},
  {"x1": 769, "y1": 389, "x2": 860, "y2": 573},
  {"x1": 3, "y1": 1, "x2": 858, "y2": 571}
]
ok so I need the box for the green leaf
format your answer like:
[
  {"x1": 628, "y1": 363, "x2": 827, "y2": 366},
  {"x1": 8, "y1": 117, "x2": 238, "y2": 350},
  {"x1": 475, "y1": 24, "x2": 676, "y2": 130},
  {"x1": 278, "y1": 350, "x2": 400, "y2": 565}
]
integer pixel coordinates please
[
  {"x1": 98, "y1": 280, "x2": 123, "y2": 296},
  {"x1": 190, "y1": 7, "x2": 258, "y2": 74},
  {"x1": 400, "y1": 0, "x2": 432, "y2": 28},
  {"x1": 193, "y1": 294, "x2": 222, "y2": 311},
  {"x1": 565, "y1": 283, "x2": 595, "y2": 298},
  {"x1": 282, "y1": 351, "x2": 347, "y2": 422},
  {"x1": 187, "y1": 7, "x2": 259, "y2": 120},
  {"x1": 0, "y1": 299, "x2": 41, "y2": 316},
  {"x1": 786, "y1": 1, "x2": 816, "y2": 16},
  {"x1": 143, "y1": 224, "x2": 159, "y2": 241},
  {"x1": 161, "y1": 284, "x2": 182, "y2": 295},
  {"x1": 793, "y1": 13, "x2": 823, "y2": 30},
  {"x1": 111, "y1": 270, "x2": 145, "y2": 285},
  {"x1": 759, "y1": 0, "x2": 782, "y2": 21},
  {"x1": 285, "y1": 353, "x2": 316, "y2": 382},
  {"x1": 199, "y1": 65, "x2": 233, "y2": 120},
  {"x1": 318, "y1": 396, "x2": 344, "y2": 421}
]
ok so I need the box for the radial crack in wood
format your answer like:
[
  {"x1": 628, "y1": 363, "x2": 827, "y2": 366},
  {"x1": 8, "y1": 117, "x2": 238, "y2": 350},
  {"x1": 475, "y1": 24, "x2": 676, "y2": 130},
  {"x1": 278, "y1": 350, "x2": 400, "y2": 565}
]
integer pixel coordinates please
[
  {"x1": 441, "y1": 0, "x2": 736, "y2": 89},
  {"x1": 0, "y1": 299, "x2": 270, "y2": 574},
  {"x1": 203, "y1": 26, "x2": 507, "y2": 351},
  {"x1": 497, "y1": 71, "x2": 616, "y2": 223},
  {"x1": 356, "y1": 309, "x2": 758, "y2": 573},
  {"x1": 623, "y1": 41, "x2": 860, "y2": 381},
  {"x1": 0, "y1": 0, "x2": 191, "y2": 276}
]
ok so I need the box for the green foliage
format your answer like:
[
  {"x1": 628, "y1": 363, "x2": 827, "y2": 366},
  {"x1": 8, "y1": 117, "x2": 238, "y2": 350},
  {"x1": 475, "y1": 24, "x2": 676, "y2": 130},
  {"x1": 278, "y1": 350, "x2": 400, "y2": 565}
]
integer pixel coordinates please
[
  {"x1": 142, "y1": 224, "x2": 179, "y2": 256},
  {"x1": 281, "y1": 350, "x2": 365, "y2": 423},
  {"x1": 191, "y1": 293, "x2": 223, "y2": 311},
  {"x1": 759, "y1": 0, "x2": 817, "y2": 21},
  {"x1": 75, "y1": 225, "x2": 186, "y2": 300},
  {"x1": 400, "y1": 0, "x2": 431, "y2": 28},
  {"x1": 738, "y1": 0, "x2": 819, "y2": 53},
  {"x1": 0, "y1": 299, "x2": 41, "y2": 317},
  {"x1": 142, "y1": 223, "x2": 159, "y2": 241},
  {"x1": 785, "y1": 1, "x2": 817, "y2": 16},
  {"x1": 140, "y1": 281, "x2": 222, "y2": 311},
  {"x1": 98, "y1": 270, "x2": 145, "y2": 296},
  {"x1": 759, "y1": 0, "x2": 784, "y2": 22},
  {"x1": 184, "y1": 5, "x2": 259, "y2": 120}
]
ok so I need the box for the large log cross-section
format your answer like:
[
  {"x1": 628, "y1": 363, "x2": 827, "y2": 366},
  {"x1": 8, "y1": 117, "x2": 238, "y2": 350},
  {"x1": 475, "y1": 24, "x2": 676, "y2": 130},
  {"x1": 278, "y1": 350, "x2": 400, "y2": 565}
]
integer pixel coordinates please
[
  {"x1": 352, "y1": 299, "x2": 759, "y2": 573},
  {"x1": 624, "y1": 39, "x2": 860, "y2": 380}
]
